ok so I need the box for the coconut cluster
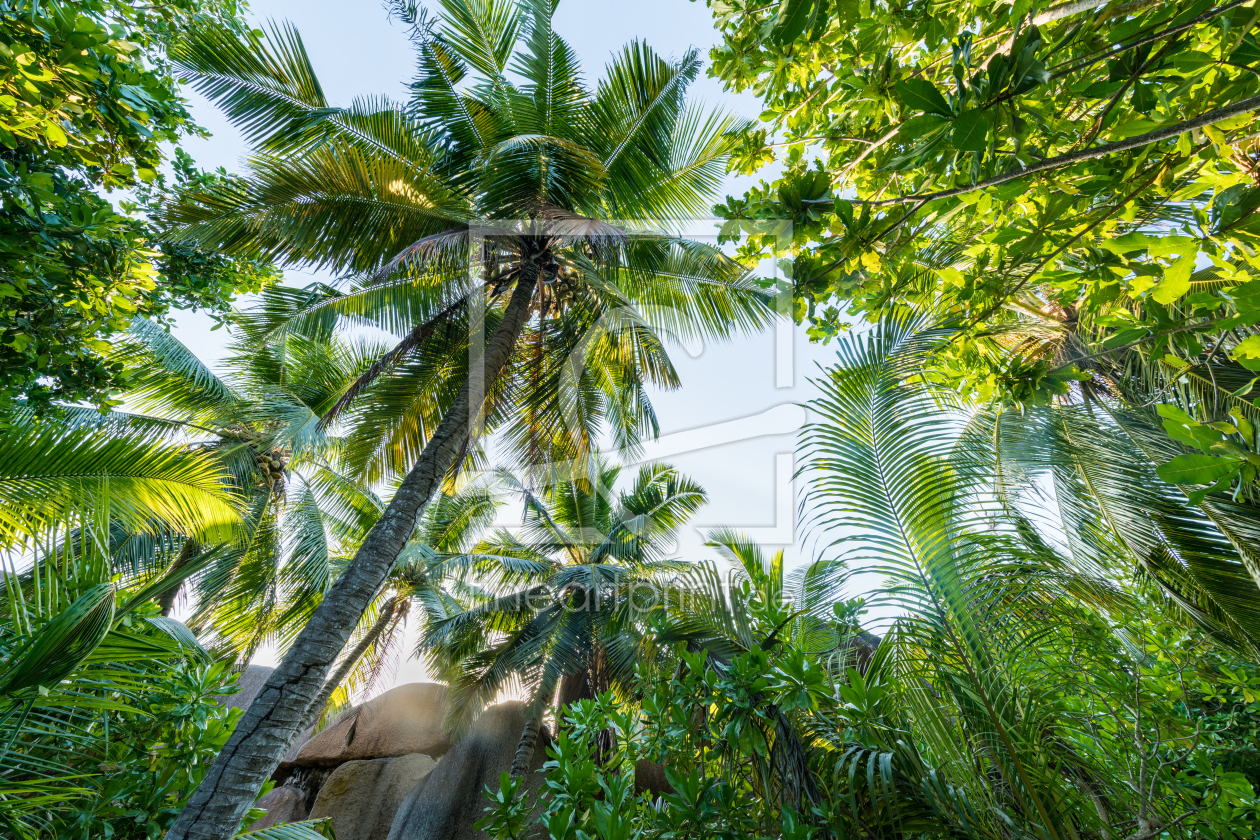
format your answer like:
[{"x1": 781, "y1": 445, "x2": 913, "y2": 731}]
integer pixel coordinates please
[
  {"x1": 219, "y1": 427, "x2": 286, "y2": 487},
  {"x1": 257, "y1": 451, "x2": 287, "y2": 483}
]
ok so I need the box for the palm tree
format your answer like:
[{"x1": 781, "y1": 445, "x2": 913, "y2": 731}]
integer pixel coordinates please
[
  {"x1": 420, "y1": 458, "x2": 706, "y2": 776},
  {"x1": 820, "y1": 215, "x2": 1260, "y2": 645},
  {"x1": 109, "y1": 313, "x2": 390, "y2": 665},
  {"x1": 858, "y1": 312, "x2": 1260, "y2": 651},
  {"x1": 110, "y1": 307, "x2": 495, "y2": 736},
  {"x1": 162, "y1": 2, "x2": 773, "y2": 834},
  {"x1": 791, "y1": 317, "x2": 1254, "y2": 840},
  {"x1": 792, "y1": 319, "x2": 1119, "y2": 840},
  {"x1": 115, "y1": 307, "x2": 496, "y2": 735}
]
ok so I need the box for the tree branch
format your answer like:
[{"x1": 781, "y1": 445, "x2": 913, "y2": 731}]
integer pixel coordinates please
[
  {"x1": 1049, "y1": 0, "x2": 1249, "y2": 80},
  {"x1": 1049, "y1": 315, "x2": 1235, "y2": 373},
  {"x1": 1034, "y1": 0, "x2": 1162, "y2": 27},
  {"x1": 807, "y1": 94, "x2": 1260, "y2": 207}
]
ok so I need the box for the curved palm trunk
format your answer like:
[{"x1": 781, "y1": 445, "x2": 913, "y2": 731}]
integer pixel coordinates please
[
  {"x1": 156, "y1": 538, "x2": 200, "y2": 617},
  {"x1": 509, "y1": 659, "x2": 600, "y2": 779},
  {"x1": 297, "y1": 596, "x2": 403, "y2": 736},
  {"x1": 509, "y1": 716, "x2": 542, "y2": 779},
  {"x1": 166, "y1": 271, "x2": 539, "y2": 840}
]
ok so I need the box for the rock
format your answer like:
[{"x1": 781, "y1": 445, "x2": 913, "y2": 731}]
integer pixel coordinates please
[
  {"x1": 296, "y1": 683, "x2": 451, "y2": 767},
  {"x1": 634, "y1": 759, "x2": 674, "y2": 799},
  {"x1": 309, "y1": 753, "x2": 438, "y2": 840},
  {"x1": 282, "y1": 724, "x2": 315, "y2": 764},
  {"x1": 223, "y1": 664, "x2": 274, "y2": 712},
  {"x1": 247, "y1": 784, "x2": 308, "y2": 831},
  {"x1": 387, "y1": 702, "x2": 550, "y2": 840}
]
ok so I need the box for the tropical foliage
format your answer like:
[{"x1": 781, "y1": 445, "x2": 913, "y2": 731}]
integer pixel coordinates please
[
  {"x1": 482, "y1": 604, "x2": 1260, "y2": 840},
  {"x1": 477, "y1": 318, "x2": 1260, "y2": 840},
  {"x1": 0, "y1": 410, "x2": 329, "y2": 838},
  {"x1": 108, "y1": 306, "x2": 386, "y2": 666},
  {"x1": 0, "y1": 408, "x2": 234, "y2": 836},
  {"x1": 156, "y1": 1, "x2": 774, "y2": 833},
  {"x1": 166, "y1": 0, "x2": 772, "y2": 476},
  {"x1": 0, "y1": 0, "x2": 277, "y2": 415},
  {"x1": 421, "y1": 459, "x2": 706, "y2": 750},
  {"x1": 708, "y1": 0, "x2": 1260, "y2": 503},
  {"x1": 5, "y1": 2, "x2": 1260, "y2": 840}
]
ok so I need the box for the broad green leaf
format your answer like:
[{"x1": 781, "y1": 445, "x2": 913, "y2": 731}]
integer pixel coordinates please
[
  {"x1": 1157, "y1": 403, "x2": 1199, "y2": 426},
  {"x1": 951, "y1": 110, "x2": 990, "y2": 153},
  {"x1": 1156, "y1": 454, "x2": 1241, "y2": 486},
  {"x1": 1152, "y1": 252, "x2": 1196, "y2": 304},
  {"x1": 0, "y1": 584, "x2": 116, "y2": 696},
  {"x1": 1233, "y1": 335, "x2": 1260, "y2": 360},
  {"x1": 895, "y1": 78, "x2": 950, "y2": 117},
  {"x1": 769, "y1": 0, "x2": 814, "y2": 45}
]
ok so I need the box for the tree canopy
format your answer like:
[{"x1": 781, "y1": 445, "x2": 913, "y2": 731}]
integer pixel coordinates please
[
  {"x1": 710, "y1": 0, "x2": 1260, "y2": 413},
  {"x1": 7, "y1": 3, "x2": 1260, "y2": 840},
  {"x1": 0, "y1": 0, "x2": 276, "y2": 416}
]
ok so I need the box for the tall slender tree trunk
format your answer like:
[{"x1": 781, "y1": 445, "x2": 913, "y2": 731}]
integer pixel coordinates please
[
  {"x1": 297, "y1": 596, "x2": 403, "y2": 736},
  {"x1": 509, "y1": 661, "x2": 596, "y2": 780},
  {"x1": 166, "y1": 270, "x2": 539, "y2": 840},
  {"x1": 157, "y1": 538, "x2": 200, "y2": 617},
  {"x1": 509, "y1": 717, "x2": 541, "y2": 780}
]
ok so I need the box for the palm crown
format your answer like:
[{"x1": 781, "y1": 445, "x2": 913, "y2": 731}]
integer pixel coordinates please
[
  {"x1": 169, "y1": 0, "x2": 773, "y2": 475},
  {"x1": 160, "y1": 4, "x2": 778, "y2": 834},
  {"x1": 422, "y1": 458, "x2": 707, "y2": 739},
  {"x1": 108, "y1": 315, "x2": 392, "y2": 657}
]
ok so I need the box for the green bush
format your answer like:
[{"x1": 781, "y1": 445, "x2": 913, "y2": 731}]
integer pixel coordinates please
[
  {"x1": 47, "y1": 653, "x2": 242, "y2": 840},
  {"x1": 477, "y1": 607, "x2": 1260, "y2": 840}
]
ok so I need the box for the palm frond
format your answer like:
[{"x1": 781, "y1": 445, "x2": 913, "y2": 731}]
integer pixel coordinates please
[{"x1": 0, "y1": 418, "x2": 240, "y2": 547}]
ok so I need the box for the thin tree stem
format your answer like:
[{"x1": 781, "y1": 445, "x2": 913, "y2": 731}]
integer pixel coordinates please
[
  {"x1": 1035, "y1": 0, "x2": 1160, "y2": 26},
  {"x1": 509, "y1": 717, "x2": 541, "y2": 780},
  {"x1": 808, "y1": 95, "x2": 1260, "y2": 207},
  {"x1": 157, "y1": 538, "x2": 200, "y2": 617}
]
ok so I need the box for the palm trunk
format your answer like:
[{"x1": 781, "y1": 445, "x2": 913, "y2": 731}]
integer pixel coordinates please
[
  {"x1": 509, "y1": 663, "x2": 595, "y2": 781},
  {"x1": 157, "y1": 538, "x2": 200, "y2": 617},
  {"x1": 166, "y1": 270, "x2": 539, "y2": 840},
  {"x1": 297, "y1": 596, "x2": 402, "y2": 736},
  {"x1": 509, "y1": 717, "x2": 541, "y2": 780}
]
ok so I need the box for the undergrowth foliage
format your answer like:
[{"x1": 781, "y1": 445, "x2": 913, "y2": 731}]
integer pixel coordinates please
[{"x1": 474, "y1": 316, "x2": 1260, "y2": 840}]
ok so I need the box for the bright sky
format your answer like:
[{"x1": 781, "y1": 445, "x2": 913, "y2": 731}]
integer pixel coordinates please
[{"x1": 172, "y1": 0, "x2": 848, "y2": 684}]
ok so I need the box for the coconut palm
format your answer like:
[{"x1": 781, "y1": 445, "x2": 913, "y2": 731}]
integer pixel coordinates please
[
  {"x1": 161, "y1": 1, "x2": 774, "y2": 833},
  {"x1": 116, "y1": 307, "x2": 492, "y2": 734},
  {"x1": 108, "y1": 309, "x2": 499, "y2": 737},
  {"x1": 420, "y1": 458, "x2": 705, "y2": 775},
  {"x1": 108, "y1": 313, "x2": 393, "y2": 666}
]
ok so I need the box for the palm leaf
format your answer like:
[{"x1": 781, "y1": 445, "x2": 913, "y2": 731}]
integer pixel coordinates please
[{"x1": 0, "y1": 418, "x2": 240, "y2": 546}]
